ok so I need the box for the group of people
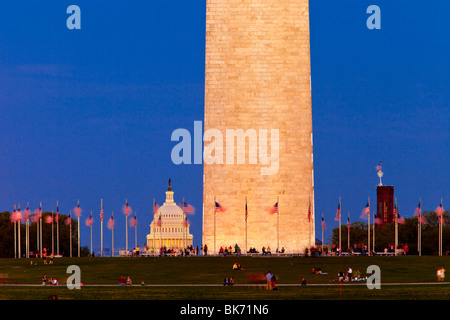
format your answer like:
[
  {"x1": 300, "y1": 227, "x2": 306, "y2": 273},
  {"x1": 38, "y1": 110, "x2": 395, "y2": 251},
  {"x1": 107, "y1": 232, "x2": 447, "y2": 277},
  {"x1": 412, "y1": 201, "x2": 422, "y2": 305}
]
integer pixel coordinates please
[
  {"x1": 265, "y1": 271, "x2": 277, "y2": 290},
  {"x1": 311, "y1": 267, "x2": 327, "y2": 275},
  {"x1": 118, "y1": 276, "x2": 133, "y2": 286},
  {"x1": 41, "y1": 274, "x2": 58, "y2": 286},
  {"x1": 437, "y1": 267, "x2": 446, "y2": 281},
  {"x1": 232, "y1": 262, "x2": 243, "y2": 270},
  {"x1": 337, "y1": 267, "x2": 364, "y2": 282},
  {"x1": 219, "y1": 244, "x2": 241, "y2": 256},
  {"x1": 223, "y1": 276, "x2": 236, "y2": 286}
]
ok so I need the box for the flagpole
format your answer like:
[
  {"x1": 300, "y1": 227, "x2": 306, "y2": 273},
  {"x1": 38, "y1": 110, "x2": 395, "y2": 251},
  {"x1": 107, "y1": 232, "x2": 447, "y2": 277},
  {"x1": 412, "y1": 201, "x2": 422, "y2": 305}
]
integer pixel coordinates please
[
  {"x1": 153, "y1": 197, "x2": 156, "y2": 256},
  {"x1": 214, "y1": 196, "x2": 216, "y2": 255},
  {"x1": 339, "y1": 196, "x2": 341, "y2": 254},
  {"x1": 51, "y1": 210, "x2": 54, "y2": 255},
  {"x1": 159, "y1": 210, "x2": 162, "y2": 252},
  {"x1": 40, "y1": 202, "x2": 42, "y2": 258},
  {"x1": 183, "y1": 197, "x2": 186, "y2": 252},
  {"x1": 125, "y1": 198, "x2": 128, "y2": 256},
  {"x1": 368, "y1": 197, "x2": 371, "y2": 256},
  {"x1": 13, "y1": 204, "x2": 17, "y2": 258},
  {"x1": 245, "y1": 196, "x2": 248, "y2": 256},
  {"x1": 36, "y1": 204, "x2": 39, "y2": 256},
  {"x1": 26, "y1": 209, "x2": 29, "y2": 259},
  {"x1": 90, "y1": 210, "x2": 93, "y2": 256},
  {"x1": 26, "y1": 203, "x2": 30, "y2": 259},
  {"x1": 419, "y1": 198, "x2": 422, "y2": 256},
  {"x1": 277, "y1": 196, "x2": 279, "y2": 253},
  {"x1": 135, "y1": 211, "x2": 137, "y2": 251},
  {"x1": 56, "y1": 201, "x2": 59, "y2": 256},
  {"x1": 77, "y1": 200, "x2": 80, "y2": 258},
  {"x1": 372, "y1": 210, "x2": 375, "y2": 254},
  {"x1": 395, "y1": 198, "x2": 398, "y2": 256},
  {"x1": 101, "y1": 198, "x2": 103, "y2": 257},
  {"x1": 321, "y1": 212, "x2": 324, "y2": 253},
  {"x1": 18, "y1": 204, "x2": 21, "y2": 258},
  {"x1": 308, "y1": 197, "x2": 311, "y2": 249},
  {"x1": 112, "y1": 210, "x2": 114, "y2": 257},
  {"x1": 440, "y1": 198, "x2": 443, "y2": 256},
  {"x1": 347, "y1": 211, "x2": 350, "y2": 252},
  {"x1": 69, "y1": 210, "x2": 72, "y2": 258},
  {"x1": 78, "y1": 213, "x2": 80, "y2": 257}
]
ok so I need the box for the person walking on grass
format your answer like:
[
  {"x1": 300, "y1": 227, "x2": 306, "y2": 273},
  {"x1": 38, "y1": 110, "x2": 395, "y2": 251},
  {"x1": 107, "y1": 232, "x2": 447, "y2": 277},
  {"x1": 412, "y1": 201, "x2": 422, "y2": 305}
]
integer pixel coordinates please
[{"x1": 266, "y1": 271, "x2": 272, "y2": 290}]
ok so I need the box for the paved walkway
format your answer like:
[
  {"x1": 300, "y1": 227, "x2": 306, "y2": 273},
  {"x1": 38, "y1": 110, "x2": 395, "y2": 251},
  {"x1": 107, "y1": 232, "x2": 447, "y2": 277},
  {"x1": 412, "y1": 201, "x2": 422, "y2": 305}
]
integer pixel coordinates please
[{"x1": 2, "y1": 282, "x2": 450, "y2": 287}]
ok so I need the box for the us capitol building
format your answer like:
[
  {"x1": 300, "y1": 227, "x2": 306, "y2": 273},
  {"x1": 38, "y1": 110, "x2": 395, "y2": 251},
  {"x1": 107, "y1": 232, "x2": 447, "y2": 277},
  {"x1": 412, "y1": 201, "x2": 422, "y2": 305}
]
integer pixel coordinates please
[{"x1": 146, "y1": 180, "x2": 194, "y2": 253}]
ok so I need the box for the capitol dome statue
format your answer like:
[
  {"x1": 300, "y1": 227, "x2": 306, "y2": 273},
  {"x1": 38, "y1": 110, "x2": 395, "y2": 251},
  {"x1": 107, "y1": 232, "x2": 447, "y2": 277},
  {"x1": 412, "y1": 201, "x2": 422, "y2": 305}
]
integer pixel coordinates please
[{"x1": 146, "y1": 179, "x2": 193, "y2": 254}]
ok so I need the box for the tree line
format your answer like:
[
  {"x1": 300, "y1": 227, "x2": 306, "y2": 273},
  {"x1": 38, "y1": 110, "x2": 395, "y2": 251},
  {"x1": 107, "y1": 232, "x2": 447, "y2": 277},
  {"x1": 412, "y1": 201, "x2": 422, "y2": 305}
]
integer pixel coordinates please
[
  {"x1": 0, "y1": 211, "x2": 89, "y2": 258},
  {"x1": 331, "y1": 211, "x2": 450, "y2": 255}
]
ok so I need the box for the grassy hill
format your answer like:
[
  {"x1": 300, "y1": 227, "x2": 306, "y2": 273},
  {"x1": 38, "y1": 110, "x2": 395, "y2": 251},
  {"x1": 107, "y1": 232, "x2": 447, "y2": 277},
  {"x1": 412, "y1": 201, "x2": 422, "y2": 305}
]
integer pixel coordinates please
[{"x1": 1, "y1": 255, "x2": 450, "y2": 300}]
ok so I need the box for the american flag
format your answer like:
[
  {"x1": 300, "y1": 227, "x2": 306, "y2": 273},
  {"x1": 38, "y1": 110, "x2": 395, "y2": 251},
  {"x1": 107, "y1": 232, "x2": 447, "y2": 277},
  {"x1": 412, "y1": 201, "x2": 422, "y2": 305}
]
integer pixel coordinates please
[
  {"x1": 55, "y1": 204, "x2": 59, "y2": 223},
  {"x1": 335, "y1": 201, "x2": 341, "y2": 221},
  {"x1": 156, "y1": 215, "x2": 162, "y2": 227},
  {"x1": 435, "y1": 202, "x2": 444, "y2": 217},
  {"x1": 100, "y1": 208, "x2": 103, "y2": 222},
  {"x1": 321, "y1": 213, "x2": 326, "y2": 230},
  {"x1": 65, "y1": 211, "x2": 71, "y2": 226},
  {"x1": 184, "y1": 217, "x2": 189, "y2": 227},
  {"x1": 107, "y1": 216, "x2": 114, "y2": 229},
  {"x1": 123, "y1": 200, "x2": 132, "y2": 216},
  {"x1": 245, "y1": 200, "x2": 248, "y2": 222},
  {"x1": 44, "y1": 213, "x2": 53, "y2": 224},
  {"x1": 308, "y1": 201, "x2": 311, "y2": 222},
  {"x1": 392, "y1": 203, "x2": 405, "y2": 224},
  {"x1": 347, "y1": 214, "x2": 351, "y2": 231},
  {"x1": 10, "y1": 209, "x2": 20, "y2": 223},
  {"x1": 374, "y1": 217, "x2": 383, "y2": 225},
  {"x1": 129, "y1": 215, "x2": 137, "y2": 227},
  {"x1": 153, "y1": 202, "x2": 160, "y2": 216},
  {"x1": 33, "y1": 207, "x2": 42, "y2": 223},
  {"x1": 74, "y1": 203, "x2": 81, "y2": 218},
  {"x1": 183, "y1": 201, "x2": 195, "y2": 214},
  {"x1": 85, "y1": 214, "x2": 93, "y2": 227},
  {"x1": 360, "y1": 202, "x2": 370, "y2": 219},
  {"x1": 435, "y1": 201, "x2": 445, "y2": 225},
  {"x1": 24, "y1": 206, "x2": 30, "y2": 222},
  {"x1": 270, "y1": 201, "x2": 278, "y2": 214},
  {"x1": 215, "y1": 201, "x2": 224, "y2": 213},
  {"x1": 375, "y1": 162, "x2": 382, "y2": 171},
  {"x1": 414, "y1": 201, "x2": 421, "y2": 218}
]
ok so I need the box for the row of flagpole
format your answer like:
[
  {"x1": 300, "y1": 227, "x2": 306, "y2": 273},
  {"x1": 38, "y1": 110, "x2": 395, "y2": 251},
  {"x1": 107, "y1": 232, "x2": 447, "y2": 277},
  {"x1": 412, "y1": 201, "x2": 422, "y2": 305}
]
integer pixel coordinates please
[
  {"x1": 213, "y1": 196, "x2": 315, "y2": 255},
  {"x1": 324, "y1": 196, "x2": 445, "y2": 256},
  {"x1": 10, "y1": 198, "x2": 141, "y2": 258}
]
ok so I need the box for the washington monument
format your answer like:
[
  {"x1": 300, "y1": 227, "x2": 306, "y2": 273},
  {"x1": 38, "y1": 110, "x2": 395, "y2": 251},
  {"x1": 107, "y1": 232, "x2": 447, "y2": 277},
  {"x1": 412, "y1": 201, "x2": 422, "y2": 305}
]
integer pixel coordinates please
[{"x1": 203, "y1": 0, "x2": 315, "y2": 253}]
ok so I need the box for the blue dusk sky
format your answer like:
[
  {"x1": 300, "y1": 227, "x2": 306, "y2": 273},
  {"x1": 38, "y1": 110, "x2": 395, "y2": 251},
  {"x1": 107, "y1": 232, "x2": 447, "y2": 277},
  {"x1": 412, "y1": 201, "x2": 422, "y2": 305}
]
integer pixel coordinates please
[{"x1": 0, "y1": 1, "x2": 449, "y2": 253}]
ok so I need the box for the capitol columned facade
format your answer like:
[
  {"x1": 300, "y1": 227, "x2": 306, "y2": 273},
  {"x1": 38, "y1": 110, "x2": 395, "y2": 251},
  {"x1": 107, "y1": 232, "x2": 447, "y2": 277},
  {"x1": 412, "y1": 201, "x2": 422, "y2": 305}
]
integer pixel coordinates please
[{"x1": 146, "y1": 180, "x2": 193, "y2": 253}]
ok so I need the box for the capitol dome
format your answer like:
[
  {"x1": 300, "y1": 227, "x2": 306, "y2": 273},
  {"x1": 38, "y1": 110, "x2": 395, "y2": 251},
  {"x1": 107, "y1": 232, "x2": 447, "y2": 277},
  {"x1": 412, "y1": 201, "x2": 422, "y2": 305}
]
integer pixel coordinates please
[{"x1": 146, "y1": 179, "x2": 193, "y2": 253}]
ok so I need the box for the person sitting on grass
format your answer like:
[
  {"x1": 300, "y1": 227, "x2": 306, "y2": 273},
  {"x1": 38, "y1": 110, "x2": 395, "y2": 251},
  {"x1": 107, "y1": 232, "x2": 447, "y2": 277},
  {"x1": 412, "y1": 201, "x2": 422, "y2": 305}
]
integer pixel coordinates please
[
  {"x1": 301, "y1": 277, "x2": 307, "y2": 286},
  {"x1": 232, "y1": 263, "x2": 243, "y2": 271}
]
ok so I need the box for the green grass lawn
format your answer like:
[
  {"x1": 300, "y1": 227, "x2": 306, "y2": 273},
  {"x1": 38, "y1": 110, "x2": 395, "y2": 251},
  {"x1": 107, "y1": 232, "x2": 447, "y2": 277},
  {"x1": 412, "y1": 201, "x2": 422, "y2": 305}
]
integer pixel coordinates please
[{"x1": 0, "y1": 255, "x2": 449, "y2": 300}]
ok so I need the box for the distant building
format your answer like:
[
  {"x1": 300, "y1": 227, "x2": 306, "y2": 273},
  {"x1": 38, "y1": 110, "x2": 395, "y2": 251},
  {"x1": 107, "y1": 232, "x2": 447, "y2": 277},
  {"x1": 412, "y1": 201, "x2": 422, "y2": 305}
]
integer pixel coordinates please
[
  {"x1": 146, "y1": 180, "x2": 193, "y2": 253},
  {"x1": 376, "y1": 186, "x2": 394, "y2": 224}
]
